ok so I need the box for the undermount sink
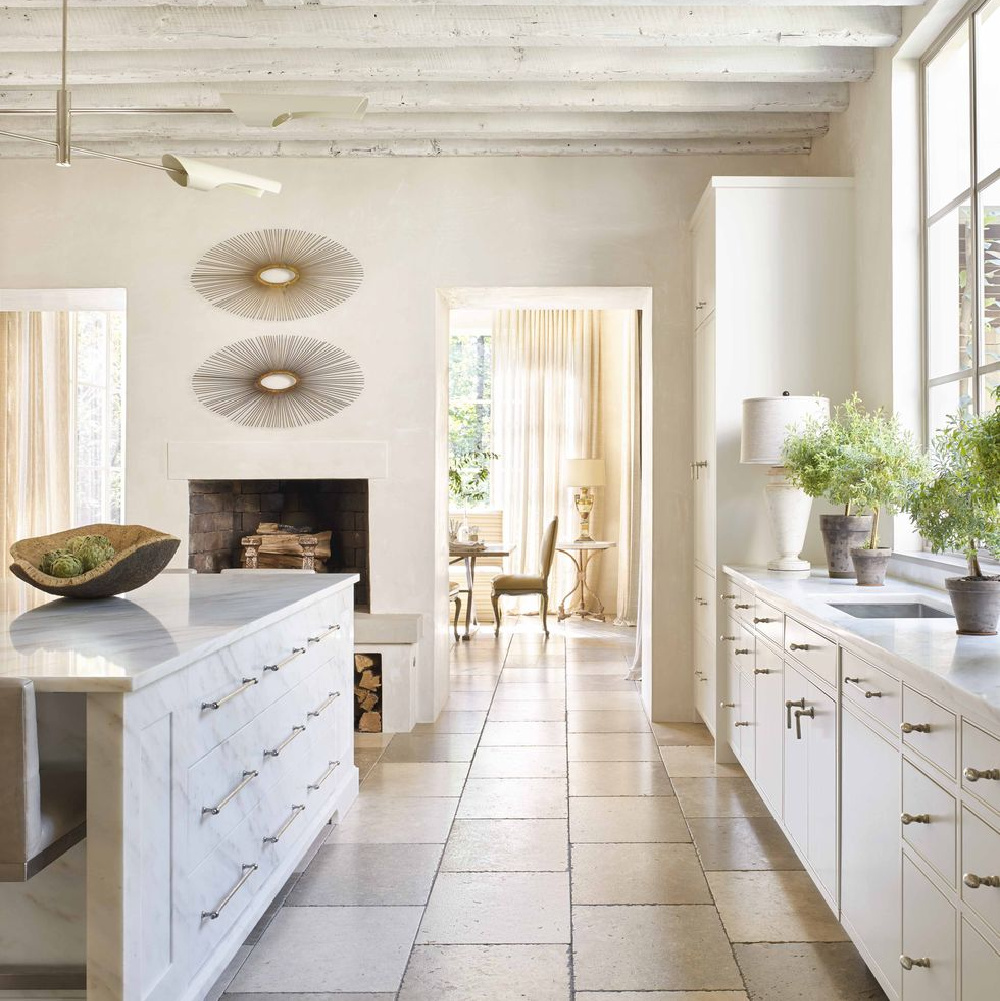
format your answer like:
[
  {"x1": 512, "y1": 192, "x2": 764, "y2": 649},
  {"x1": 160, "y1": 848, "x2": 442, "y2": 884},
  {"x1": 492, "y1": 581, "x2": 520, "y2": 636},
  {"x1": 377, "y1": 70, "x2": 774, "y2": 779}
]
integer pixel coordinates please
[{"x1": 829, "y1": 602, "x2": 953, "y2": 620}]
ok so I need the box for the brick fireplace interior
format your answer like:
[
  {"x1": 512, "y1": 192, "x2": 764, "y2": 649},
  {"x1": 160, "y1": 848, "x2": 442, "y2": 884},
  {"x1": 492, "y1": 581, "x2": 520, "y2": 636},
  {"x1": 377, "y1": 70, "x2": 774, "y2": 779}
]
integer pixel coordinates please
[{"x1": 188, "y1": 479, "x2": 370, "y2": 610}]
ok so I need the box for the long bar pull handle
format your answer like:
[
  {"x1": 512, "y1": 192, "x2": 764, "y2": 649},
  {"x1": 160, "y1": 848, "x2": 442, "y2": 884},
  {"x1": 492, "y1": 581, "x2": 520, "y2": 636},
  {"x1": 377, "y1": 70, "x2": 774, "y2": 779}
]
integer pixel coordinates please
[
  {"x1": 308, "y1": 623, "x2": 342, "y2": 644},
  {"x1": 308, "y1": 760, "x2": 341, "y2": 791},
  {"x1": 202, "y1": 863, "x2": 258, "y2": 920},
  {"x1": 264, "y1": 724, "x2": 306, "y2": 757},
  {"x1": 202, "y1": 677, "x2": 258, "y2": 711},
  {"x1": 308, "y1": 691, "x2": 341, "y2": 719},
  {"x1": 785, "y1": 697, "x2": 806, "y2": 730},
  {"x1": 794, "y1": 706, "x2": 815, "y2": 740},
  {"x1": 263, "y1": 804, "x2": 306, "y2": 844},
  {"x1": 202, "y1": 769, "x2": 259, "y2": 816},
  {"x1": 844, "y1": 676, "x2": 883, "y2": 699},
  {"x1": 263, "y1": 646, "x2": 307, "y2": 673}
]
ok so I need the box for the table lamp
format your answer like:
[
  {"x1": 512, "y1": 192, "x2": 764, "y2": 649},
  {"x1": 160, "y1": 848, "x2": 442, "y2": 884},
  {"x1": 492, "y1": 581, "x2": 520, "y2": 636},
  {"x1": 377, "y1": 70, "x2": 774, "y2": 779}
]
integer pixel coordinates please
[
  {"x1": 741, "y1": 394, "x2": 830, "y2": 574},
  {"x1": 564, "y1": 458, "x2": 606, "y2": 542}
]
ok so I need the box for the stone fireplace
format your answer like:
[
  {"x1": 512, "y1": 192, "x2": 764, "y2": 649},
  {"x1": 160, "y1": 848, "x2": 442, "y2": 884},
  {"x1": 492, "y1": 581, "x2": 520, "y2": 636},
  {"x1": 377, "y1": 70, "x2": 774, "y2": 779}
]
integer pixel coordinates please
[{"x1": 188, "y1": 478, "x2": 370, "y2": 610}]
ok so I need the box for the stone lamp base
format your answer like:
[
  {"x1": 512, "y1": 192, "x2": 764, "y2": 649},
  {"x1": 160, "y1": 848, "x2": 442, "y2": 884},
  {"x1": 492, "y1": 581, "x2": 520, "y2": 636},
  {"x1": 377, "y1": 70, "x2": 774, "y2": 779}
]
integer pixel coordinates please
[{"x1": 764, "y1": 466, "x2": 813, "y2": 574}]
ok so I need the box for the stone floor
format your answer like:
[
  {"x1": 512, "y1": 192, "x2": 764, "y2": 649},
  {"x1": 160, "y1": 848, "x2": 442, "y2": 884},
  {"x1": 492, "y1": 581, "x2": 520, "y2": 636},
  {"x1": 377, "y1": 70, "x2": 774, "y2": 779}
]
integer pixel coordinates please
[{"x1": 204, "y1": 617, "x2": 888, "y2": 1001}]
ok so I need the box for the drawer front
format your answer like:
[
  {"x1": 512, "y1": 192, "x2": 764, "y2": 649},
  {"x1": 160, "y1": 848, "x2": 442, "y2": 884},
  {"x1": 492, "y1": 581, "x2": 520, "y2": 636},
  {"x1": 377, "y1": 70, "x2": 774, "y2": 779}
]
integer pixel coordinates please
[
  {"x1": 961, "y1": 808, "x2": 1000, "y2": 936},
  {"x1": 961, "y1": 918, "x2": 1000, "y2": 1001},
  {"x1": 901, "y1": 855, "x2": 957, "y2": 1001},
  {"x1": 902, "y1": 759, "x2": 957, "y2": 887},
  {"x1": 902, "y1": 688, "x2": 957, "y2": 780},
  {"x1": 962, "y1": 722, "x2": 1000, "y2": 818},
  {"x1": 752, "y1": 597, "x2": 784, "y2": 649},
  {"x1": 785, "y1": 616, "x2": 837, "y2": 689},
  {"x1": 841, "y1": 649, "x2": 902, "y2": 735}
]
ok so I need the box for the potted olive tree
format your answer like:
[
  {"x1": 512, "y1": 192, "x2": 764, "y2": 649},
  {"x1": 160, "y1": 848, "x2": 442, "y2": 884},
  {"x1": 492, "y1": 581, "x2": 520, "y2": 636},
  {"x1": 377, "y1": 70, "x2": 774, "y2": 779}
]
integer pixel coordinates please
[
  {"x1": 782, "y1": 394, "x2": 873, "y2": 579},
  {"x1": 909, "y1": 407, "x2": 1000, "y2": 635}
]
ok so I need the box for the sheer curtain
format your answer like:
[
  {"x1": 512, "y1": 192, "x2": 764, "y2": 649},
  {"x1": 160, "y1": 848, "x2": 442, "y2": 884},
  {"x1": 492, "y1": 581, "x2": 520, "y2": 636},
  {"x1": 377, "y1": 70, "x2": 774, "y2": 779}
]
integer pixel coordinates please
[
  {"x1": 493, "y1": 309, "x2": 601, "y2": 608},
  {"x1": 615, "y1": 310, "x2": 641, "y2": 625},
  {"x1": 1, "y1": 312, "x2": 73, "y2": 574}
]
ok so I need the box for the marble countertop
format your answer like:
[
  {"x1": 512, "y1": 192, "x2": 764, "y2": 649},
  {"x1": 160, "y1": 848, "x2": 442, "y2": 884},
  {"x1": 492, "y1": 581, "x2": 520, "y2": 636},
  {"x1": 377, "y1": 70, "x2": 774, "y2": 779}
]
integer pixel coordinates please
[
  {"x1": 0, "y1": 571, "x2": 358, "y2": 693},
  {"x1": 724, "y1": 566, "x2": 1000, "y2": 729}
]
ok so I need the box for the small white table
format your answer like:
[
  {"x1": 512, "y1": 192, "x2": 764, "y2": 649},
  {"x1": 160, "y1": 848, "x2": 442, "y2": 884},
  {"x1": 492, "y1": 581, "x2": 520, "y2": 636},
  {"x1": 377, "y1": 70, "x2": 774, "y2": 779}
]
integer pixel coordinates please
[{"x1": 556, "y1": 540, "x2": 617, "y2": 622}]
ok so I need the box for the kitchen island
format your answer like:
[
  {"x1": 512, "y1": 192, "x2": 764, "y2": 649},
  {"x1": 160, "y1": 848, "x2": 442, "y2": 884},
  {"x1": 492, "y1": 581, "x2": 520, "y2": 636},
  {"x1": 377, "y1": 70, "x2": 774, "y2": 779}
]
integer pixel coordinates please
[{"x1": 0, "y1": 571, "x2": 358, "y2": 1001}]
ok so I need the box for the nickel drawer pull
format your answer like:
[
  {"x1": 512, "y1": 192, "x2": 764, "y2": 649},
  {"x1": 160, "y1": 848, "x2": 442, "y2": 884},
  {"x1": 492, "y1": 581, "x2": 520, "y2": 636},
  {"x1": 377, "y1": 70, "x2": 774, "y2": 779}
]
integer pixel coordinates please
[
  {"x1": 263, "y1": 804, "x2": 306, "y2": 844},
  {"x1": 735, "y1": 603, "x2": 752, "y2": 610},
  {"x1": 720, "y1": 593, "x2": 737, "y2": 601},
  {"x1": 203, "y1": 769, "x2": 259, "y2": 815},
  {"x1": 308, "y1": 760, "x2": 341, "y2": 791},
  {"x1": 900, "y1": 956, "x2": 931, "y2": 971},
  {"x1": 794, "y1": 707, "x2": 815, "y2": 740},
  {"x1": 789, "y1": 642, "x2": 812, "y2": 652},
  {"x1": 264, "y1": 724, "x2": 306, "y2": 757},
  {"x1": 753, "y1": 617, "x2": 773, "y2": 624},
  {"x1": 308, "y1": 623, "x2": 342, "y2": 644},
  {"x1": 964, "y1": 767, "x2": 1000, "y2": 782},
  {"x1": 263, "y1": 646, "x2": 307, "y2": 673},
  {"x1": 753, "y1": 668, "x2": 770, "y2": 676},
  {"x1": 900, "y1": 812, "x2": 931, "y2": 825},
  {"x1": 785, "y1": 697, "x2": 806, "y2": 730},
  {"x1": 734, "y1": 720, "x2": 752, "y2": 728},
  {"x1": 734, "y1": 648, "x2": 751, "y2": 656},
  {"x1": 844, "y1": 677, "x2": 882, "y2": 699},
  {"x1": 964, "y1": 873, "x2": 1000, "y2": 889},
  {"x1": 202, "y1": 677, "x2": 258, "y2": 711},
  {"x1": 308, "y1": 691, "x2": 341, "y2": 718},
  {"x1": 202, "y1": 863, "x2": 257, "y2": 920},
  {"x1": 901, "y1": 722, "x2": 932, "y2": 734},
  {"x1": 720, "y1": 702, "x2": 736, "y2": 709},
  {"x1": 720, "y1": 635, "x2": 738, "y2": 642}
]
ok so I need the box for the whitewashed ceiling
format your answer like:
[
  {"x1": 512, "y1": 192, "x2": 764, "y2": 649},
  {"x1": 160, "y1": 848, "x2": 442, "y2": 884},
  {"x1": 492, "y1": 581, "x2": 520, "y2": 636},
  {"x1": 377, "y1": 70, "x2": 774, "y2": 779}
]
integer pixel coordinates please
[{"x1": 0, "y1": 1, "x2": 915, "y2": 158}]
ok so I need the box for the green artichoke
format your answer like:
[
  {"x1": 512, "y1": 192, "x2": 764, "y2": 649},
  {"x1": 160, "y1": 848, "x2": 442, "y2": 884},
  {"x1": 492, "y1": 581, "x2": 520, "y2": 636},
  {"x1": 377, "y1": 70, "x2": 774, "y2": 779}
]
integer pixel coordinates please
[
  {"x1": 47, "y1": 554, "x2": 84, "y2": 578},
  {"x1": 40, "y1": 548, "x2": 74, "y2": 575},
  {"x1": 66, "y1": 534, "x2": 115, "y2": 572}
]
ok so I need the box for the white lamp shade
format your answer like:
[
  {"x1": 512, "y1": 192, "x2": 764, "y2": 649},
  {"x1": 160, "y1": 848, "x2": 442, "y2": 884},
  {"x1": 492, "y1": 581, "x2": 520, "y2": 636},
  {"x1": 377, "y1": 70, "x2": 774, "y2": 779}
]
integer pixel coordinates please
[
  {"x1": 564, "y1": 457, "x2": 606, "y2": 487},
  {"x1": 161, "y1": 154, "x2": 282, "y2": 197},
  {"x1": 221, "y1": 93, "x2": 369, "y2": 128},
  {"x1": 741, "y1": 395, "x2": 830, "y2": 465}
]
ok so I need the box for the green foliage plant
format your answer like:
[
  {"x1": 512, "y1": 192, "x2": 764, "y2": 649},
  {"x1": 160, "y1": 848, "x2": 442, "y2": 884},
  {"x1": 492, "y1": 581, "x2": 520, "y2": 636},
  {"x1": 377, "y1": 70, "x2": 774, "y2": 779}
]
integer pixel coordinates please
[{"x1": 449, "y1": 450, "x2": 498, "y2": 510}]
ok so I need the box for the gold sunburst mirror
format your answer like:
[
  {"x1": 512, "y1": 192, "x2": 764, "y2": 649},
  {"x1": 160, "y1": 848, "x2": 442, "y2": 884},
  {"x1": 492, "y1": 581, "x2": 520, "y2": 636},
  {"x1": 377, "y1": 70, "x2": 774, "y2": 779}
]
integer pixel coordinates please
[{"x1": 191, "y1": 229, "x2": 363, "y2": 321}]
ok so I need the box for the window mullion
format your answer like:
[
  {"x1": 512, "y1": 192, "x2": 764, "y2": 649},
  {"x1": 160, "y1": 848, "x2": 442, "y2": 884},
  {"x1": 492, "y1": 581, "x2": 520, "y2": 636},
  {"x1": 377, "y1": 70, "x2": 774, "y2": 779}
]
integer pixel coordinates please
[{"x1": 971, "y1": 7, "x2": 983, "y2": 413}]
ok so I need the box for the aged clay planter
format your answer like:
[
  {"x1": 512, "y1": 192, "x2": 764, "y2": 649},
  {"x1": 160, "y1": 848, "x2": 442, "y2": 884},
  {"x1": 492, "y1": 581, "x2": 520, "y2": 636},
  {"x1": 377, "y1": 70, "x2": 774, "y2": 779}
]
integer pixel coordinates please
[
  {"x1": 945, "y1": 577, "x2": 1000, "y2": 636},
  {"x1": 850, "y1": 547, "x2": 892, "y2": 587},
  {"x1": 820, "y1": 515, "x2": 874, "y2": 579}
]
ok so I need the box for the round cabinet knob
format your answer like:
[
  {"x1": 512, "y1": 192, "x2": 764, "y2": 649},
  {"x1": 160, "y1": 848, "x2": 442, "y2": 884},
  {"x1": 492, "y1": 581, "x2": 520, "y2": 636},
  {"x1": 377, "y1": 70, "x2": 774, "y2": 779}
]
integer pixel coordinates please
[
  {"x1": 753, "y1": 617, "x2": 772, "y2": 624},
  {"x1": 900, "y1": 813, "x2": 931, "y2": 826},
  {"x1": 901, "y1": 722, "x2": 932, "y2": 734},
  {"x1": 900, "y1": 956, "x2": 931, "y2": 971},
  {"x1": 963, "y1": 873, "x2": 1000, "y2": 889},
  {"x1": 788, "y1": 642, "x2": 812, "y2": 652},
  {"x1": 964, "y1": 767, "x2": 1000, "y2": 782}
]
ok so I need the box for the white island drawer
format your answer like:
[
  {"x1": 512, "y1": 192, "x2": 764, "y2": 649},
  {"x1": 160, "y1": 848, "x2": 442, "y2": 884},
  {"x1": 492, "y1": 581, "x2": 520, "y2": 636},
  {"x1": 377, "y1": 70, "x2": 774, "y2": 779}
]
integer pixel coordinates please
[
  {"x1": 902, "y1": 760, "x2": 957, "y2": 887},
  {"x1": 902, "y1": 688, "x2": 957, "y2": 780},
  {"x1": 841, "y1": 650, "x2": 901, "y2": 735},
  {"x1": 784, "y1": 617, "x2": 837, "y2": 688},
  {"x1": 962, "y1": 722, "x2": 1000, "y2": 818}
]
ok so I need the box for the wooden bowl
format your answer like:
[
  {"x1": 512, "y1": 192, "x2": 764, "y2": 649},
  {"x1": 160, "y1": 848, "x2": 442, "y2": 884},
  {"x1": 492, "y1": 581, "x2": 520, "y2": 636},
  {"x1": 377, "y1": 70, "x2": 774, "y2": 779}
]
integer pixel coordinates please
[{"x1": 9, "y1": 524, "x2": 180, "y2": 599}]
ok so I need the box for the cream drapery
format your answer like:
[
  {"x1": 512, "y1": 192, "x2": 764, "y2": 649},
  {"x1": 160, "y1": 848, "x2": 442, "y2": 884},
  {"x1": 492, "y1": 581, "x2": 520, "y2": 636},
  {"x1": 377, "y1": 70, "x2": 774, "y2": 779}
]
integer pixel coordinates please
[
  {"x1": 614, "y1": 311, "x2": 641, "y2": 625},
  {"x1": 493, "y1": 309, "x2": 601, "y2": 608},
  {"x1": 1, "y1": 312, "x2": 73, "y2": 574}
]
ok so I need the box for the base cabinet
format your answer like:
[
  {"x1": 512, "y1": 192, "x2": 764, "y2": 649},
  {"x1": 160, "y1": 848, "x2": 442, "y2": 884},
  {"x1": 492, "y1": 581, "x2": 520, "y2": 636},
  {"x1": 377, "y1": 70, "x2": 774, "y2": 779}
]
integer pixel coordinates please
[
  {"x1": 753, "y1": 641, "x2": 784, "y2": 814},
  {"x1": 902, "y1": 855, "x2": 957, "y2": 1001}
]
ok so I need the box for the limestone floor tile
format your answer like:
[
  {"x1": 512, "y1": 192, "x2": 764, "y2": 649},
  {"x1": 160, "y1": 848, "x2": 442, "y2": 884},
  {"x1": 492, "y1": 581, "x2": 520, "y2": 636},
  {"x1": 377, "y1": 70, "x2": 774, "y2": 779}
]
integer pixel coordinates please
[
  {"x1": 575, "y1": 994, "x2": 748, "y2": 1001},
  {"x1": 413, "y1": 711, "x2": 488, "y2": 734},
  {"x1": 226, "y1": 995, "x2": 395, "y2": 1001},
  {"x1": 488, "y1": 700, "x2": 566, "y2": 722},
  {"x1": 651, "y1": 721, "x2": 715, "y2": 746},
  {"x1": 496, "y1": 668, "x2": 566, "y2": 684},
  {"x1": 567, "y1": 691, "x2": 643, "y2": 710},
  {"x1": 228, "y1": 906, "x2": 422, "y2": 994},
  {"x1": 480, "y1": 721, "x2": 567, "y2": 747},
  {"x1": 660, "y1": 745, "x2": 746, "y2": 778},
  {"x1": 489, "y1": 683, "x2": 566, "y2": 701},
  {"x1": 707, "y1": 870, "x2": 849, "y2": 943},
  {"x1": 444, "y1": 691, "x2": 495, "y2": 711},
  {"x1": 380, "y1": 734, "x2": 480, "y2": 763},
  {"x1": 571, "y1": 843, "x2": 711, "y2": 904},
  {"x1": 361, "y1": 762, "x2": 470, "y2": 797},
  {"x1": 688, "y1": 817, "x2": 804, "y2": 872},
  {"x1": 568, "y1": 732, "x2": 660, "y2": 761},
  {"x1": 450, "y1": 659, "x2": 503, "y2": 674},
  {"x1": 564, "y1": 660, "x2": 630, "y2": 676},
  {"x1": 468, "y1": 746, "x2": 567, "y2": 779},
  {"x1": 565, "y1": 649, "x2": 630, "y2": 662},
  {"x1": 734, "y1": 942, "x2": 888, "y2": 1000},
  {"x1": 568, "y1": 710, "x2": 650, "y2": 733},
  {"x1": 287, "y1": 843, "x2": 443, "y2": 906},
  {"x1": 398, "y1": 944, "x2": 571, "y2": 1001},
  {"x1": 417, "y1": 871, "x2": 571, "y2": 945},
  {"x1": 572, "y1": 905, "x2": 743, "y2": 992},
  {"x1": 566, "y1": 675, "x2": 641, "y2": 693},
  {"x1": 568, "y1": 760, "x2": 674, "y2": 797},
  {"x1": 569, "y1": 795, "x2": 690, "y2": 843},
  {"x1": 354, "y1": 747, "x2": 384, "y2": 783},
  {"x1": 458, "y1": 777, "x2": 567, "y2": 819},
  {"x1": 441, "y1": 818, "x2": 568, "y2": 872},
  {"x1": 448, "y1": 675, "x2": 500, "y2": 691},
  {"x1": 327, "y1": 795, "x2": 458, "y2": 844},
  {"x1": 672, "y1": 777, "x2": 770, "y2": 818}
]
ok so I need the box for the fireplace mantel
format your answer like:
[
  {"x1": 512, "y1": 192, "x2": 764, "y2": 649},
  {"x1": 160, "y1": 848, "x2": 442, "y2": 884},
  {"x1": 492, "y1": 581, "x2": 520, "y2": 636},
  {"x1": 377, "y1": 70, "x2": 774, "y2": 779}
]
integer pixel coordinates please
[{"x1": 167, "y1": 441, "x2": 389, "y2": 481}]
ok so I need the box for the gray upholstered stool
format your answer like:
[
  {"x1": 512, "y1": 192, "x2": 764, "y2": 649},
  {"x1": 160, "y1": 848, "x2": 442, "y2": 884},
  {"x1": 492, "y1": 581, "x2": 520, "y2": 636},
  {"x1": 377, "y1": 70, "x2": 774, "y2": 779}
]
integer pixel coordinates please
[{"x1": 0, "y1": 678, "x2": 86, "y2": 882}]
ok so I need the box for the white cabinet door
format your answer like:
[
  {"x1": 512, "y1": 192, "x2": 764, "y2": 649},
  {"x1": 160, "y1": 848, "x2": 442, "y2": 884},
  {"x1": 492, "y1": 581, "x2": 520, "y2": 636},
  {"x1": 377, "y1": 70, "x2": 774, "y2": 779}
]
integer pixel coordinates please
[
  {"x1": 806, "y1": 680, "x2": 838, "y2": 902},
  {"x1": 693, "y1": 205, "x2": 716, "y2": 325},
  {"x1": 901, "y1": 856, "x2": 957, "y2": 1001},
  {"x1": 783, "y1": 661, "x2": 810, "y2": 855},
  {"x1": 842, "y1": 707, "x2": 902, "y2": 1000},
  {"x1": 693, "y1": 317, "x2": 716, "y2": 574},
  {"x1": 739, "y1": 669, "x2": 756, "y2": 780},
  {"x1": 694, "y1": 630, "x2": 716, "y2": 736},
  {"x1": 754, "y1": 642, "x2": 784, "y2": 815}
]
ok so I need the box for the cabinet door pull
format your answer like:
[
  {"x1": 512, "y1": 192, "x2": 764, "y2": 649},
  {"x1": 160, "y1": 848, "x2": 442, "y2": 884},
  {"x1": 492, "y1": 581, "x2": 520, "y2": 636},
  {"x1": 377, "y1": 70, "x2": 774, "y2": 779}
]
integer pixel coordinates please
[
  {"x1": 308, "y1": 623, "x2": 342, "y2": 644},
  {"x1": 964, "y1": 767, "x2": 1000, "y2": 782},
  {"x1": 753, "y1": 617, "x2": 773, "y2": 625},
  {"x1": 202, "y1": 863, "x2": 257, "y2": 920},
  {"x1": 308, "y1": 691, "x2": 341, "y2": 718},
  {"x1": 735, "y1": 648, "x2": 751, "y2": 656},
  {"x1": 735, "y1": 603, "x2": 752, "y2": 610},
  {"x1": 202, "y1": 769, "x2": 259, "y2": 816},
  {"x1": 720, "y1": 635, "x2": 738, "y2": 642},
  {"x1": 794, "y1": 706, "x2": 815, "y2": 740},
  {"x1": 785, "y1": 697, "x2": 806, "y2": 730},
  {"x1": 720, "y1": 593, "x2": 737, "y2": 601},
  {"x1": 720, "y1": 702, "x2": 736, "y2": 709},
  {"x1": 843, "y1": 676, "x2": 883, "y2": 699},
  {"x1": 963, "y1": 872, "x2": 1000, "y2": 889},
  {"x1": 696, "y1": 300, "x2": 708, "y2": 309},
  {"x1": 308, "y1": 760, "x2": 341, "y2": 791},
  {"x1": 753, "y1": 668, "x2": 770, "y2": 676},
  {"x1": 734, "y1": 720, "x2": 752, "y2": 727},
  {"x1": 264, "y1": 646, "x2": 307, "y2": 673},
  {"x1": 900, "y1": 812, "x2": 931, "y2": 826},
  {"x1": 698, "y1": 676, "x2": 708, "y2": 682},
  {"x1": 201, "y1": 677, "x2": 258, "y2": 711},
  {"x1": 789, "y1": 642, "x2": 812, "y2": 652},
  {"x1": 901, "y1": 722, "x2": 931, "y2": 734},
  {"x1": 899, "y1": 956, "x2": 931, "y2": 971},
  {"x1": 263, "y1": 804, "x2": 306, "y2": 844},
  {"x1": 264, "y1": 724, "x2": 306, "y2": 757}
]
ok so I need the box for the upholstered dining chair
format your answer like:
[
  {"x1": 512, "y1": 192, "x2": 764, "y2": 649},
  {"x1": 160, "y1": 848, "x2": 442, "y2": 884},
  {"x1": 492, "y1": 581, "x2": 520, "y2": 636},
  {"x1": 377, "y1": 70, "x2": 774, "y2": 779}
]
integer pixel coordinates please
[{"x1": 491, "y1": 516, "x2": 559, "y2": 638}]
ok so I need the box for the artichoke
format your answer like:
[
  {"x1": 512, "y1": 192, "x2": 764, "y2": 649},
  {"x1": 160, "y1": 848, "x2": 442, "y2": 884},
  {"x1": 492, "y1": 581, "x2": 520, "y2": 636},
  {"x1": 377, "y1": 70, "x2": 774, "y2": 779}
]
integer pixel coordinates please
[
  {"x1": 66, "y1": 534, "x2": 115, "y2": 572},
  {"x1": 47, "y1": 554, "x2": 84, "y2": 578},
  {"x1": 40, "y1": 548, "x2": 74, "y2": 575}
]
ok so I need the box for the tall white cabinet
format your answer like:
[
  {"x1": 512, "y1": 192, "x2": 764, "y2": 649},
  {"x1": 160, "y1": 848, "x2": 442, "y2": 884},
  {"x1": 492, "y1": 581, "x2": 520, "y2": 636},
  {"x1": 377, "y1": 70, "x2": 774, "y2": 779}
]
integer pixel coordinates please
[{"x1": 690, "y1": 177, "x2": 856, "y2": 739}]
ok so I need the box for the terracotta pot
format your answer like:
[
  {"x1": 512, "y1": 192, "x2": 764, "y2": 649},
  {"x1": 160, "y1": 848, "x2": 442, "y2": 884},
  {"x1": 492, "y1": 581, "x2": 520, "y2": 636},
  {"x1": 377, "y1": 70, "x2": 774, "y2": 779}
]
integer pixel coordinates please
[
  {"x1": 820, "y1": 515, "x2": 874, "y2": 579},
  {"x1": 945, "y1": 576, "x2": 1000, "y2": 636},
  {"x1": 850, "y1": 547, "x2": 892, "y2": 587}
]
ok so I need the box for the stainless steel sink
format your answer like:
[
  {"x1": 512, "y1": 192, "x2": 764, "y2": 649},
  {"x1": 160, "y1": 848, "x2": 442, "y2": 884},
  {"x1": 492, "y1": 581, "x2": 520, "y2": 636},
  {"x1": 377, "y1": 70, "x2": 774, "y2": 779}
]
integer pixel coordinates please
[{"x1": 829, "y1": 602, "x2": 953, "y2": 619}]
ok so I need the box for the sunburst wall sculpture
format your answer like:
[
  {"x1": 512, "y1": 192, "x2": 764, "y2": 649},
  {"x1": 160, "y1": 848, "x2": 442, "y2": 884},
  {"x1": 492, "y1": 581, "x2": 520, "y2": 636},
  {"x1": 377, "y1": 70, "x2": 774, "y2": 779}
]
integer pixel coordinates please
[
  {"x1": 192, "y1": 334, "x2": 364, "y2": 428},
  {"x1": 190, "y1": 229, "x2": 364, "y2": 321}
]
